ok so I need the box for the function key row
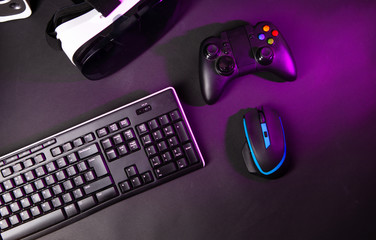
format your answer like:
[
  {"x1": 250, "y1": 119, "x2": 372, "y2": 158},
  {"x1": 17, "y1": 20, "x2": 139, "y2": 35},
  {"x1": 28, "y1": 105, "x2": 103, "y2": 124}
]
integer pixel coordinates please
[
  {"x1": 1, "y1": 154, "x2": 46, "y2": 178},
  {"x1": 96, "y1": 117, "x2": 131, "y2": 138},
  {"x1": 50, "y1": 133, "x2": 95, "y2": 157},
  {"x1": 0, "y1": 139, "x2": 55, "y2": 167}
]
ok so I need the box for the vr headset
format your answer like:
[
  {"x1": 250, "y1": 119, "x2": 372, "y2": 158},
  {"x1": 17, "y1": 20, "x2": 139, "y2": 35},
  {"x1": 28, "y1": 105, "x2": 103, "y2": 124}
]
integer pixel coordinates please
[{"x1": 46, "y1": 0, "x2": 178, "y2": 80}]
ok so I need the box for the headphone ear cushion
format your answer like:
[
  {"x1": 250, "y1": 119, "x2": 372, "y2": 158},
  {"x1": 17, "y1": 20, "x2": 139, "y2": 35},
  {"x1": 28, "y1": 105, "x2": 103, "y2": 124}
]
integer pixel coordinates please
[{"x1": 45, "y1": 2, "x2": 93, "y2": 50}]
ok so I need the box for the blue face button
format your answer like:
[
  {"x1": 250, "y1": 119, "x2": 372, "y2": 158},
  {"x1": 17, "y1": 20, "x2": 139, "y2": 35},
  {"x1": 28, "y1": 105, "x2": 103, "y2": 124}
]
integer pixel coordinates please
[{"x1": 258, "y1": 34, "x2": 266, "y2": 40}]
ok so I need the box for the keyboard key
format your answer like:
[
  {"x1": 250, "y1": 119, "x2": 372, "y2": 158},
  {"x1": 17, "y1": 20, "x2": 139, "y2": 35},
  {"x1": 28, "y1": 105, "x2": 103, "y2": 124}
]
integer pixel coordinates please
[
  {"x1": 10, "y1": 202, "x2": 21, "y2": 212},
  {"x1": 56, "y1": 157, "x2": 68, "y2": 168},
  {"x1": 101, "y1": 138, "x2": 113, "y2": 149},
  {"x1": 20, "y1": 210, "x2": 31, "y2": 221},
  {"x1": 105, "y1": 149, "x2": 117, "y2": 161},
  {"x1": 30, "y1": 206, "x2": 41, "y2": 217},
  {"x1": 123, "y1": 129, "x2": 135, "y2": 140},
  {"x1": 125, "y1": 165, "x2": 138, "y2": 177},
  {"x1": 13, "y1": 188, "x2": 24, "y2": 199},
  {"x1": 43, "y1": 139, "x2": 56, "y2": 147},
  {"x1": 13, "y1": 175, "x2": 25, "y2": 186},
  {"x1": 117, "y1": 145, "x2": 128, "y2": 156},
  {"x1": 175, "y1": 121, "x2": 189, "y2": 143},
  {"x1": 0, "y1": 219, "x2": 9, "y2": 230},
  {"x1": 9, "y1": 215, "x2": 20, "y2": 226},
  {"x1": 152, "y1": 130, "x2": 163, "y2": 141},
  {"x1": 159, "y1": 115, "x2": 170, "y2": 126},
  {"x1": 177, "y1": 158, "x2": 188, "y2": 169},
  {"x1": 88, "y1": 155, "x2": 108, "y2": 177},
  {"x1": 108, "y1": 123, "x2": 119, "y2": 133},
  {"x1": 73, "y1": 138, "x2": 84, "y2": 147},
  {"x1": 42, "y1": 189, "x2": 53, "y2": 199},
  {"x1": 2, "y1": 192, "x2": 13, "y2": 203},
  {"x1": 20, "y1": 197, "x2": 31, "y2": 208},
  {"x1": 77, "y1": 161, "x2": 88, "y2": 172},
  {"x1": 77, "y1": 196, "x2": 95, "y2": 211},
  {"x1": 35, "y1": 166, "x2": 47, "y2": 177},
  {"x1": 0, "y1": 206, "x2": 10, "y2": 217},
  {"x1": 119, "y1": 118, "x2": 130, "y2": 128},
  {"x1": 51, "y1": 147, "x2": 62, "y2": 157},
  {"x1": 62, "y1": 142, "x2": 73, "y2": 152},
  {"x1": 23, "y1": 184, "x2": 35, "y2": 194},
  {"x1": 96, "y1": 187, "x2": 117, "y2": 203},
  {"x1": 128, "y1": 140, "x2": 140, "y2": 152},
  {"x1": 30, "y1": 144, "x2": 43, "y2": 153},
  {"x1": 24, "y1": 170, "x2": 36, "y2": 181},
  {"x1": 141, "y1": 171, "x2": 154, "y2": 184},
  {"x1": 119, "y1": 181, "x2": 131, "y2": 193},
  {"x1": 67, "y1": 153, "x2": 78, "y2": 163},
  {"x1": 77, "y1": 144, "x2": 99, "y2": 159},
  {"x1": 0, "y1": 210, "x2": 65, "y2": 240},
  {"x1": 170, "y1": 110, "x2": 181, "y2": 121},
  {"x1": 46, "y1": 161, "x2": 57, "y2": 172},
  {"x1": 155, "y1": 162, "x2": 177, "y2": 178},
  {"x1": 3, "y1": 179, "x2": 15, "y2": 191},
  {"x1": 84, "y1": 133, "x2": 95, "y2": 143},
  {"x1": 64, "y1": 204, "x2": 78, "y2": 218},
  {"x1": 1, "y1": 167, "x2": 13, "y2": 177},
  {"x1": 183, "y1": 143, "x2": 199, "y2": 164},
  {"x1": 23, "y1": 158, "x2": 34, "y2": 168},
  {"x1": 83, "y1": 176, "x2": 113, "y2": 195},
  {"x1": 130, "y1": 177, "x2": 142, "y2": 188},
  {"x1": 112, "y1": 134, "x2": 124, "y2": 145},
  {"x1": 41, "y1": 202, "x2": 52, "y2": 213},
  {"x1": 140, "y1": 134, "x2": 152, "y2": 146},
  {"x1": 148, "y1": 119, "x2": 159, "y2": 130},
  {"x1": 13, "y1": 162, "x2": 24, "y2": 172},
  {"x1": 96, "y1": 127, "x2": 108, "y2": 138},
  {"x1": 62, "y1": 192, "x2": 73, "y2": 203},
  {"x1": 34, "y1": 153, "x2": 46, "y2": 163},
  {"x1": 136, "y1": 123, "x2": 148, "y2": 135}
]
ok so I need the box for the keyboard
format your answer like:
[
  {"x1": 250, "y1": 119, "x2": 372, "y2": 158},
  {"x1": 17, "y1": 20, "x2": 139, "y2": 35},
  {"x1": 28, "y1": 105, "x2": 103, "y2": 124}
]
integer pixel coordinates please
[{"x1": 0, "y1": 87, "x2": 205, "y2": 240}]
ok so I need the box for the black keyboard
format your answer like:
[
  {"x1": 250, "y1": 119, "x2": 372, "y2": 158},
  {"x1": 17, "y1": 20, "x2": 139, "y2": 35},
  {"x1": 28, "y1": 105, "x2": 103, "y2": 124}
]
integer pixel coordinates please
[{"x1": 0, "y1": 87, "x2": 205, "y2": 240}]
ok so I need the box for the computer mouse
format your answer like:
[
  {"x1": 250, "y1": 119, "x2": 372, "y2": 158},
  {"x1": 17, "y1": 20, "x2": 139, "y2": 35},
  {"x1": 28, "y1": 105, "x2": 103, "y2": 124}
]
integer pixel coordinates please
[{"x1": 241, "y1": 106, "x2": 286, "y2": 177}]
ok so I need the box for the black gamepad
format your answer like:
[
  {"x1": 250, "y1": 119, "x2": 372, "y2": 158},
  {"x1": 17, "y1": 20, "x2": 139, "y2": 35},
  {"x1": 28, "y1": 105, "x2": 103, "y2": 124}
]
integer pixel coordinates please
[{"x1": 199, "y1": 21, "x2": 297, "y2": 104}]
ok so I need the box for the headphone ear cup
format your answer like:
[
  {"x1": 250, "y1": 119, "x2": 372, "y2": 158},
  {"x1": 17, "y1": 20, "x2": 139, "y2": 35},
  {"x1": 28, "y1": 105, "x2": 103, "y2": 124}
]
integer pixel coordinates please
[{"x1": 45, "y1": 2, "x2": 93, "y2": 50}]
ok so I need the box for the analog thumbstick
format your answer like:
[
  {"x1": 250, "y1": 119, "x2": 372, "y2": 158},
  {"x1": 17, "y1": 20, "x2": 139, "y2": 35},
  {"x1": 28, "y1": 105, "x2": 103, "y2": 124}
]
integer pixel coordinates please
[
  {"x1": 216, "y1": 56, "x2": 235, "y2": 75},
  {"x1": 256, "y1": 47, "x2": 274, "y2": 65}
]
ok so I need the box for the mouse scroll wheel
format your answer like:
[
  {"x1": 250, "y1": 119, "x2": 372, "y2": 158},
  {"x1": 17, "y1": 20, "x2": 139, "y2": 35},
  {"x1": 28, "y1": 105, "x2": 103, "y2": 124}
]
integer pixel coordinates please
[{"x1": 259, "y1": 112, "x2": 266, "y2": 123}]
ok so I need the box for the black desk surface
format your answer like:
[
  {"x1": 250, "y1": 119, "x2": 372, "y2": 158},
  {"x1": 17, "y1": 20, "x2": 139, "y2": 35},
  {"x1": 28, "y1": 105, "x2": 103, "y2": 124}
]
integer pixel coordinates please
[{"x1": 1, "y1": 0, "x2": 376, "y2": 239}]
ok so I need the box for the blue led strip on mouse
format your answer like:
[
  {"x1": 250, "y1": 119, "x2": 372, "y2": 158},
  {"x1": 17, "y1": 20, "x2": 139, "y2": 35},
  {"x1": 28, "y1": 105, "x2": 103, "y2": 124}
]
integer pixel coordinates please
[{"x1": 243, "y1": 117, "x2": 286, "y2": 175}]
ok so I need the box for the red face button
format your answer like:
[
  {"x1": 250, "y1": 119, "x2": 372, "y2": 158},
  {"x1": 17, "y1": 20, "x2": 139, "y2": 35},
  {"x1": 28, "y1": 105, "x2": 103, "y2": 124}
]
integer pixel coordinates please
[
  {"x1": 272, "y1": 30, "x2": 279, "y2": 37},
  {"x1": 263, "y1": 25, "x2": 270, "y2": 32}
]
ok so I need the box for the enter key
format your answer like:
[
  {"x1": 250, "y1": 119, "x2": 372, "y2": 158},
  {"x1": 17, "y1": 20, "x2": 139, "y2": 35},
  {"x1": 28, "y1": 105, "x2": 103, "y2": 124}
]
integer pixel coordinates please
[{"x1": 88, "y1": 155, "x2": 109, "y2": 177}]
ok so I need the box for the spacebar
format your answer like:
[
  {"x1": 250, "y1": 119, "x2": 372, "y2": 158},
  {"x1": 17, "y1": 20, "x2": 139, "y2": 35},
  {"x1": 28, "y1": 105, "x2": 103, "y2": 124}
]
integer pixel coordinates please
[{"x1": 1, "y1": 210, "x2": 65, "y2": 240}]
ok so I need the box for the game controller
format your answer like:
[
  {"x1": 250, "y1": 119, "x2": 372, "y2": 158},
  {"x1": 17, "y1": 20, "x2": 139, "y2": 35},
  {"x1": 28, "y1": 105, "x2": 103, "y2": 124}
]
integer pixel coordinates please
[
  {"x1": 0, "y1": 0, "x2": 31, "y2": 22},
  {"x1": 199, "y1": 22, "x2": 297, "y2": 104}
]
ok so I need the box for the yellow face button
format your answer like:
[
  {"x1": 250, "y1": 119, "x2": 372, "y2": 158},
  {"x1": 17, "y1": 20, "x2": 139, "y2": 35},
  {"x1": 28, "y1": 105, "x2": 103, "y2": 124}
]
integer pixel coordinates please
[
  {"x1": 263, "y1": 25, "x2": 270, "y2": 32},
  {"x1": 267, "y1": 38, "x2": 274, "y2": 45}
]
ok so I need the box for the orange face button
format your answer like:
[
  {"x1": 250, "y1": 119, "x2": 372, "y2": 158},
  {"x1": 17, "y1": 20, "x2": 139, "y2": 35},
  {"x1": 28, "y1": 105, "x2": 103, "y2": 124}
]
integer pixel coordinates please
[
  {"x1": 272, "y1": 30, "x2": 279, "y2": 37},
  {"x1": 263, "y1": 25, "x2": 270, "y2": 32}
]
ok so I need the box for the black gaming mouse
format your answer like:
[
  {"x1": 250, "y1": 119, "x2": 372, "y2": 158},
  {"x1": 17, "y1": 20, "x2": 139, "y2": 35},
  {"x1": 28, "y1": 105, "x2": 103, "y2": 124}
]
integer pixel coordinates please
[{"x1": 242, "y1": 106, "x2": 286, "y2": 177}]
